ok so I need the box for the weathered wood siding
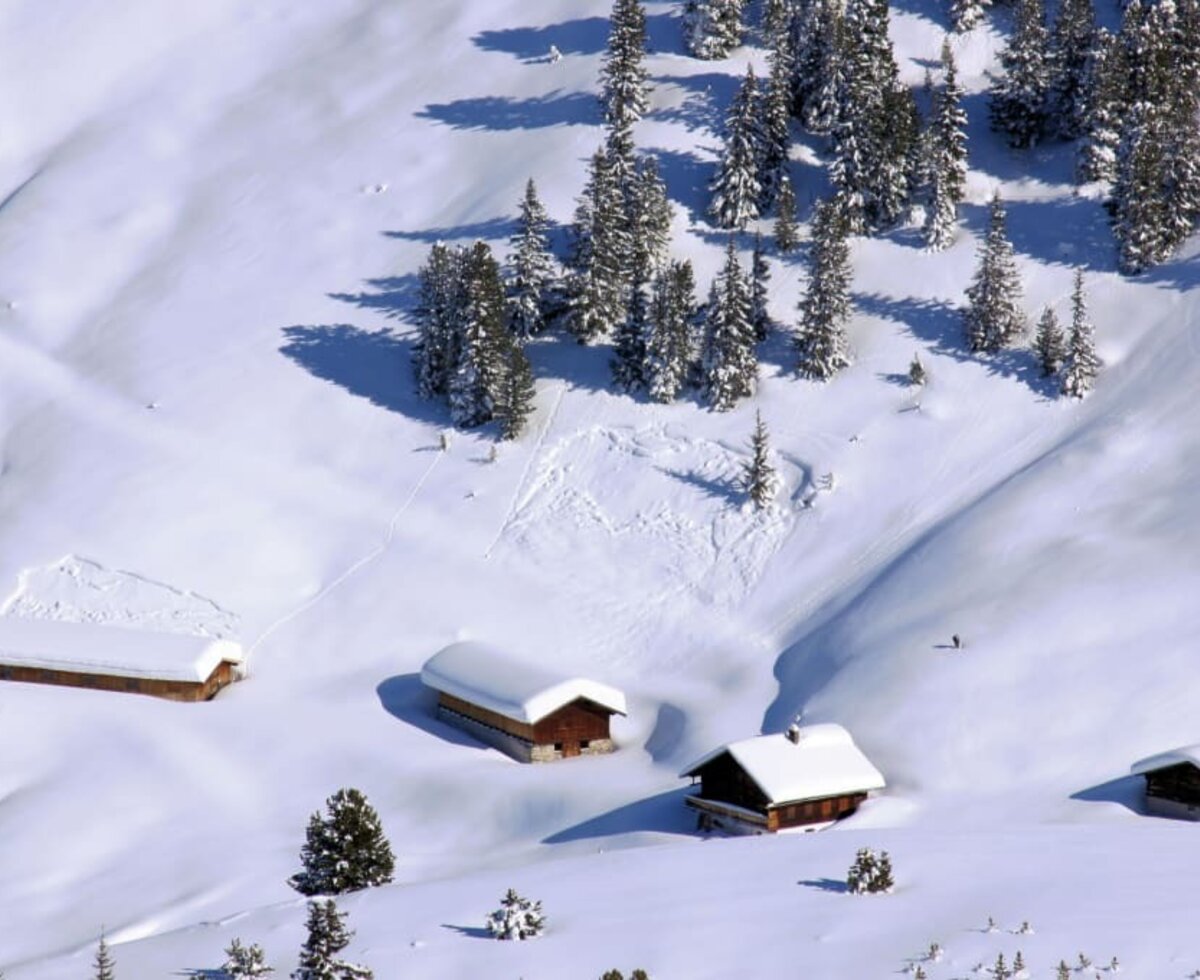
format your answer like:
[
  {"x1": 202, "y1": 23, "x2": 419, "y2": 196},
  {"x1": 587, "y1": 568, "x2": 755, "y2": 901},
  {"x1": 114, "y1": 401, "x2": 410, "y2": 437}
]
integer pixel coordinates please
[
  {"x1": 436, "y1": 692, "x2": 616, "y2": 761},
  {"x1": 768, "y1": 792, "x2": 867, "y2": 831},
  {"x1": 438, "y1": 692, "x2": 537, "y2": 741},
  {"x1": 0, "y1": 660, "x2": 239, "y2": 702},
  {"x1": 1145, "y1": 763, "x2": 1200, "y2": 806},
  {"x1": 694, "y1": 752, "x2": 771, "y2": 813}
]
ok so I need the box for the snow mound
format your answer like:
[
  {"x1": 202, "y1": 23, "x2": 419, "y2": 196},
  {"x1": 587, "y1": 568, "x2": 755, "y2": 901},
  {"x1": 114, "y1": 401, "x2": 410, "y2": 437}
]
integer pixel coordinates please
[{"x1": 0, "y1": 555, "x2": 239, "y2": 639}]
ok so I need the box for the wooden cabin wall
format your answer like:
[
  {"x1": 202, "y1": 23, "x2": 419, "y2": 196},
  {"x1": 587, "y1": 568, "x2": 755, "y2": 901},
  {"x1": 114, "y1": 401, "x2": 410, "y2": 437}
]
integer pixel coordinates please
[
  {"x1": 532, "y1": 699, "x2": 612, "y2": 746},
  {"x1": 0, "y1": 659, "x2": 238, "y2": 701}
]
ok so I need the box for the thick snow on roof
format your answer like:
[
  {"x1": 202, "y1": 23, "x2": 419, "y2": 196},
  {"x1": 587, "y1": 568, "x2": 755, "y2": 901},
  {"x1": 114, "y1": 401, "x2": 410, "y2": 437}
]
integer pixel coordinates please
[
  {"x1": 0, "y1": 616, "x2": 244, "y2": 683},
  {"x1": 681, "y1": 724, "x2": 886, "y2": 805},
  {"x1": 420, "y1": 641, "x2": 627, "y2": 726},
  {"x1": 1131, "y1": 744, "x2": 1200, "y2": 776}
]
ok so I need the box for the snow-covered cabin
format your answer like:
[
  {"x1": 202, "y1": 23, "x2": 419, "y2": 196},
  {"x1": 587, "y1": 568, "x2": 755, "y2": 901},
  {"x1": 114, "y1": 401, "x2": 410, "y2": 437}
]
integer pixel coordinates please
[
  {"x1": 1131, "y1": 744, "x2": 1200, "y2": 820},
  {"x1": 0, "y1": 616, "x2": 245, "y2": 702},
  {"x1": 419, "y1": 642, "x2": 627, "y2": 763},
  {"x1": 680, "y1": 723, "x2": 885, "y2": 834}
]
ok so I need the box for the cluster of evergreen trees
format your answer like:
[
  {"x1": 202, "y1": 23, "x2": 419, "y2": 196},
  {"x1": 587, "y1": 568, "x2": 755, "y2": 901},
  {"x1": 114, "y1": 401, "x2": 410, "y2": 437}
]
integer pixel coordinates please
[{"x1": 985, "y1": 0, "x2": 1200, "y2": 271}]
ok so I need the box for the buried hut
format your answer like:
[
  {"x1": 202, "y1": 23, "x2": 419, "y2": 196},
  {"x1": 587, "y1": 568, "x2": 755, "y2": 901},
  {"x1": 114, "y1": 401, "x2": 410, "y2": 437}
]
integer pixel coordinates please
[
  {"x1": 680, "y1": 722, "x2": 885, "y2": 834},
  {"x1": 420, "y1": 641, "x2": 626, "y2": 763},
  {"x1": 1131, "y1": 744, "x2": 1200, "y2": 820},
  {"x1": 0, "y1": 616, "x2": 245, "y2": 702}
]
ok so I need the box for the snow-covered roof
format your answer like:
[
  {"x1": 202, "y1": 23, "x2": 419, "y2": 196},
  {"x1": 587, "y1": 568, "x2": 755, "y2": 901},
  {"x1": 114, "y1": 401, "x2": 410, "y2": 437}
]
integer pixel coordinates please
[
  {"x1": 681, "y1": 724, "x2": 886, "y2": 806},
  {"x1": 420, "y1": 641, "x2": 627, "y2": 726},
  {"x1": 0, "y1": 616, "x2": 244, "y2": 684},
  {"x1": 1130, "y1": 744, "x2": 1200, "y2": 776}
]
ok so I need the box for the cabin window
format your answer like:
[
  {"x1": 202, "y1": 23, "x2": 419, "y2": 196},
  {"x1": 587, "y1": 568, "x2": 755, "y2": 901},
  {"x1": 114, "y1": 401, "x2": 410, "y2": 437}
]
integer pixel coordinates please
[
  {"x1": 580, "y1": 740, "x2": 590, "y2": 750},
  {"x1": 554, "y1": 742, "x2": 563, "y2": 753}
]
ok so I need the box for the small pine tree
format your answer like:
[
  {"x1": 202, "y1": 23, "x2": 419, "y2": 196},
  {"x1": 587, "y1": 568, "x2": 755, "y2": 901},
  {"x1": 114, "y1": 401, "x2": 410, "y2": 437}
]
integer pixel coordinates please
[
  {"x1": 963, "y1": 195, "x2": 1025, "y2": 353},
  {"x1": 989, "y1": 0, "x2": 1051, "y2": 148},
  {"x1": 710, "y1": 66, "x2": 763, "y2": 228},
  {"x1": 94, "y1": 932, "x2": 116, "y2": 980},
  {"x1": 924, "y1": 38, "x2": 969, "y2": 251},
  {"x1": 846, "y1": 847, "x2": 878, "y2": 894},
  {"x1": 413, "y1": 242, "x2": 466, "y2": 399},
  {"x1": 495, "y1": 341, "x2": 536, "y2": 440},
  {"x1": 909, "y1": 352, "x2": 927, "y2": 386},
  {"x1": 568, "y1": 148, "x2": 631, "y2": 343},
  {"x1": 1060, "y1": 270, "x2": 1099, "y2": 398},
  {"x1": 741, "y1": 410, "x2": 777, "y2": 509},
  {"x1": 750, "y1": 233, "x2": 773, "y2": 341},
  {"x1": 796, "y1": 197, "x2": 852, "y2": 380},
  {"x1": 290, "y1": 788, "x2": 395, "y2": 897},
  {"x1": 292, "y1": 900, "x2": 372, "y2": 980},
  {"x1": 1055, "y1": 962, "x2": 1071, "y2": 980},
  {"x1": 872, "y1": 851, "x2": 895, "y2": 893},
  {"x1": 450, "y1": 241, "x2": 512, "y2": 428},
  {"x1": 506, "y1": 179, "x2": 559, "y2": 339},
  {"x1": 487, "y1": 889, "x2": 546, "y2": 941},
  {"x1": 223, "y1": 939, "x2": 274, "y2": 979},
  {"x1": 701, "y1": 240, "x2": 757, "y2": 410},
  {"x1": 1033, "y1": 306, "x2": 1066, "y2": 376},
  {"x1": 774, "y1": 174, "x2": 799, "y2": 253},
  {"x1": 993, "y1": 952, "x2": 1010, "y2": 980},
  {"x1": 914, "y1": 968, "x2": 927, "y2": 980}
]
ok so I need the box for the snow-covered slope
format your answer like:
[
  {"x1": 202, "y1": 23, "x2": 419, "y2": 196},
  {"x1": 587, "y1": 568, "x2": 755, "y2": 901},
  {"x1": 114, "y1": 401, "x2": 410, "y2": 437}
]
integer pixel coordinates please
[{"x1": 0, "y1": 0, "x2": 1198, "y2": 977}]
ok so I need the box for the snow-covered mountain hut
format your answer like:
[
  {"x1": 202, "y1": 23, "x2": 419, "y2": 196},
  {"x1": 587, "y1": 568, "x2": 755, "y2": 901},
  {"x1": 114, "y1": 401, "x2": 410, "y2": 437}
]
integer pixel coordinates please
[
  {"x1": 680, "y1": 723, "x2": 885, "y2": 834},
  {"x1": 1131, "y1": 744, "x2": 1200, "y2": 820},
  {"x1": 419, "y1": 641, "x2": 627, "y2": 763},
  {"x1": 0, "y1": 617, "x2": 245, "y2": 702}
]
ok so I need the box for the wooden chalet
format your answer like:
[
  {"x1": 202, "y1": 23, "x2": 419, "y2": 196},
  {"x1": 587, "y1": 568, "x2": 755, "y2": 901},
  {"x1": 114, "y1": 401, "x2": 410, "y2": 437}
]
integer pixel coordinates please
[
  {"x1": 0, "y1": 616, "x2": 245, "y2": 702},
  {"x1": 680, "y1": 723, "x2": 885, "y2": 834},
  {"x1": 419, "y1": 642, "x2": 626, "y2": 763},
  {"x1": 1131, "y1": 744, "x2": 1200, "y2": 820}
]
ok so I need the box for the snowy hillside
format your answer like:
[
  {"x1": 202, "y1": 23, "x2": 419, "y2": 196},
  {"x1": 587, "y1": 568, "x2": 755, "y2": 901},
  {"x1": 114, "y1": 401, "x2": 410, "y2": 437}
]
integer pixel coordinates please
[{"x1": 0, "y1": 0, "x2": 1198, "y2": 977}]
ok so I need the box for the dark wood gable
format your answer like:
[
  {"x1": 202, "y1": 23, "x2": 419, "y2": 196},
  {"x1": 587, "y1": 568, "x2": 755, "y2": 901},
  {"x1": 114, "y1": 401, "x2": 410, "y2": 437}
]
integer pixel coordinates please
[
  {"x1": 532, "y1": 697, "x2": 615, "y2": 746},
  {"x1": 691, "y1": 751, "x2": 770, "y2": 813},
  {"x1": 1144, "y1": 762, "x2": 1200, "y2": 805}
]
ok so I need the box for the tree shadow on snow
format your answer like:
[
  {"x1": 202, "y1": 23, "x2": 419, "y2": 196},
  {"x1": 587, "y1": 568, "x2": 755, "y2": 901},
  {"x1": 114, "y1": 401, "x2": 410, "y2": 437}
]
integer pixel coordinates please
[
  {"x1": 1070, "y1": 775, "x2": 1146, "y2": 816},
  {"x1": 328, "y1": 272, "x2": 420, "y2": 321},
  {"x1": 384, "y1": 217, "x2": 516, "y2": 245},
  {"x1": 376, "y1": 673, "x2": 489, "y2": 750},
  {"x1": 644, "y1": 702, "x2": 688, "y2": 764},
  {"x1": 648, "y1": 71, "x2": 741, "y2": 136},
  {"x1": 417, "y1": 91, "x2": 600, "y2": 132},
  {"x1": 798, "y1": 877, "x2": 848, "y2": 894},
  {"x1": 958, "y1": 196, "x2": 1118, "y2": 276},
  {"x1": 542, "y1": 788, "x2": 696, "y2": 844},
  {"x1": 659, "y1": 466, "x2": 739, "y2": 504},
  {"x1": 473, "y1": 13, "x2": 679, "y2": 63},
  {"x1": 650, "y1": 146, "x2": 715, "y2": 225},
  {"x1": 279, "y1": 324, "x2": 448, "y2": 426},
  {"x1": 441, "y1": 923, "x2": 492, "y2": 940}
]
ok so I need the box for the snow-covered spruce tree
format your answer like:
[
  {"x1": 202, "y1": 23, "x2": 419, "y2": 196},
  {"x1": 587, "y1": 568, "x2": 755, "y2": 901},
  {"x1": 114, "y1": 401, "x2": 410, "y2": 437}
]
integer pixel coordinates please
[
  {"x1": 645, "y1": 260, "x2": 697, "y2": 402},
  {"x1": 1033, "y1": 305, "x2": 1066, "y2": 376},
  {"x1": 872, "y1": 851, "x2": 895, "y2": 892},
  {"x1": 683, "y1": 0, "x2": 748, "y2": 60},
  {"x1": 495, "y1": 340, "x2": 536, "y2": 440},
  {"x1": 909, "y1": 352, "x2": 927, "y2": 386},
  {"x1": 846, "y1": 848, "x2": 878, "y2": 894},
  {"x1": 94, "y1": 932, "x2": 116, "y2": 980},
  {"x1": 962, "y1": 195, "x2": 1024, "y2": 353},
  {"x1": 758, "y1": 31, "x2": 794, "y2": 209},
  {"x1": 290, "y1": 788, "x2": 395, "y2": 897},
  {"x1": 741, "y1": 409, "x2": 777, "y2": 509},
  {"x1": 773, "y1": 172, "x2": 799, "y2": 253},
  {"x1": 413, "y1": 241, "x2": 465, "y2": 399},
  {"x1": 992, "y1": 952, "x2": 1010, "y2": 980},
  {"x1": 792, "y1": 0, "x2": 843, "y2": 133},
  {"x1": 223, "y1": 938, "x2": 274, "y2": 979},
  {"x1": 750, "y1": 233, "x2": 773, "y2": 341},
  {"x1": 487, "y1": 888, "x2": 546, "y2": 941},
  {"x1": 449, "y1": 241, "x2": 510, "y2": 428},
  {"x1": 1060, "y1": 270, "x2": 1099, "y2": 398},
  {"x1": 1046, "y1": 0, "x2": 1097, "y2": 140},
  {"x1": 568, "y1": 148, "x2": 630, "y2": 343},
  {"x1": 950, "y1": 0, "x2": 988, "y2": 34},
  {"x1": 292, "y1": 900, "x2": 372, "y2": 980},
  {"x1": 1076, "y1": 28, "x2": 1125, "y2": 184},
  {"x1": 600, "y1": 0, "x2": 651, "y2": 134},
  {"x1": 761, "y1": 0, "x2": 791, "y2": 42},
  {"x1": 506, "y1": 179, "x2": 559, "y2": 339},
  {"x1": 702, "y1": 239, "x2": 757, "y2": 410},
  {"x1": 1055, "y1": 961, "x2": 1071, "y2": 980},
  {"x1": 923, "y1": 38, "x2": 968, "y2": 251},
  {"x1": 796, "y1": 197, "x2": 852, "y2": 380},
  {"x1": 710, "y1": 65, "x2": 763, "y2": 228},
  {"x1": 989, "y1": 0, "x2": 1051, "y2": 148}
]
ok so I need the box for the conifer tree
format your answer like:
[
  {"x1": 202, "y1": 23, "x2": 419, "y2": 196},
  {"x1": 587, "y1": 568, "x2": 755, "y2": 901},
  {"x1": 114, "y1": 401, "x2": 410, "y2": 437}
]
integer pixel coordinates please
[
  {"x1": 487, "y1": 889, "x2": 546, "y2": 941},
  {"x1": 758, "y1": 34, "x2": 795, "y2": 208},
  {"x1": 292, "y1": 900, "x2": 372, "y2": 980},
  {"x1": 909, "y1": 352, "x2": 927, "y2": 386},
  {"x1": 989, "y1": 0, "x2": 1051, "y2": 148},
  {"x1": 1076, "y1": 29, "x2": 1125, "y2": 184},
  {"x1": 1046, "y1": 0, "x2": 1097, "y2": 140},
  {"x1": 223, "y1": 939, "x2": 274, "y2": 979},
  {"x1": 568, "y1": 149, "x2": 630, "y2": 342},
  {"x1": 702, "y1": 240, "x2": 757, "y2": 410},
  {"x1": 495, "y1": 341, "x2": 536, "y2": 440},
  {"x1": 290, "y1": 788, "x2": 395, "y2": 897},
  {"x1": 762, "y1": 0, "x2": 791, "y2": 41},
  {"x1": 773, "y1": 173, "x2": 799, "y2": 253},
  {"x1": 506, "y1": 179, "x2": 559, "y2": 339},
  {"x1": 413, "y1": 242, "x2": 465, "y2": 399},
  {"x1": 600, "y1": 0, "x2": 651, "y2": 134},
  {"x1": 1033, "y1": 306, "x2": 1066, "y2": 376},
  {"x1": 792, "y1": 0, "x2": 843, "y2": 133},
  {"x1": 750, "y1": 233, "x2": 773, "y2": 341},
  {"x1": 644, "y1": 261, "x2": 696, "y2": 402},
  {"x1": 873, "y1": 851, "x2": 895, "y2": 892},
  {"x1": 710, "y1": 66, "x2": 763, "y2": 228},
  {"x1": 741, "y1": 410, "x2": 777, "y2": 509},
  {"x1": 1056, "y1": 962, "x2": 1071, "y2": 980},
  {"x1": 1060, "y1": 270, "x2": 1099, "y2": 397},
  {"x1": 963, "y1": 195, "x2": 1025, "y2": 352},
  {"x1": 923, "y1": 38, "x2": 968, "y2": 250},
  {"x1": 846, "y1": 848, "x2": 878, "y2": 894},
  {"x1": 94, "y1": 932, "x2": 116, "y2": 980},
  {"x1": 796, "y1": 197, "x2": 852, "y2": 380},
  {"x1": 449, "y1": 242, "x2": 510, "y2": 427},
  {"x1": 950, "y1": 0, "x2": 988, "y2": 34},
  {"x1": 683, "y1": 0, "x2": 747, "y2": 59}
]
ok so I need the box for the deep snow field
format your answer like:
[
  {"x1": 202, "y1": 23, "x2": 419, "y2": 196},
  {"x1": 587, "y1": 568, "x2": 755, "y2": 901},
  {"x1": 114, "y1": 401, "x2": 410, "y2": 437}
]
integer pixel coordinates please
[{"x1": 1, "y1": 1, "x2": 1199, "y2": 976}]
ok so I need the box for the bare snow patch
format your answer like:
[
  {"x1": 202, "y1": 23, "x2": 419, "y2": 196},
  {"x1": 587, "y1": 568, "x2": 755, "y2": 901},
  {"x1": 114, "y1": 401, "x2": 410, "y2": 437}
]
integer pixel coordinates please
[{"x1": 0, "y1": 555, "x2": 238, "y2": 638}]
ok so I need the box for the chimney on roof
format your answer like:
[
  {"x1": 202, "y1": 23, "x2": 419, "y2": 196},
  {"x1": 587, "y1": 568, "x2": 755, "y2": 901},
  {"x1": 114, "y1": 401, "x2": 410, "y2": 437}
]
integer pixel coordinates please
[{"x1": 785, "y1": 723, "x2": 801, "y2": 744}]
